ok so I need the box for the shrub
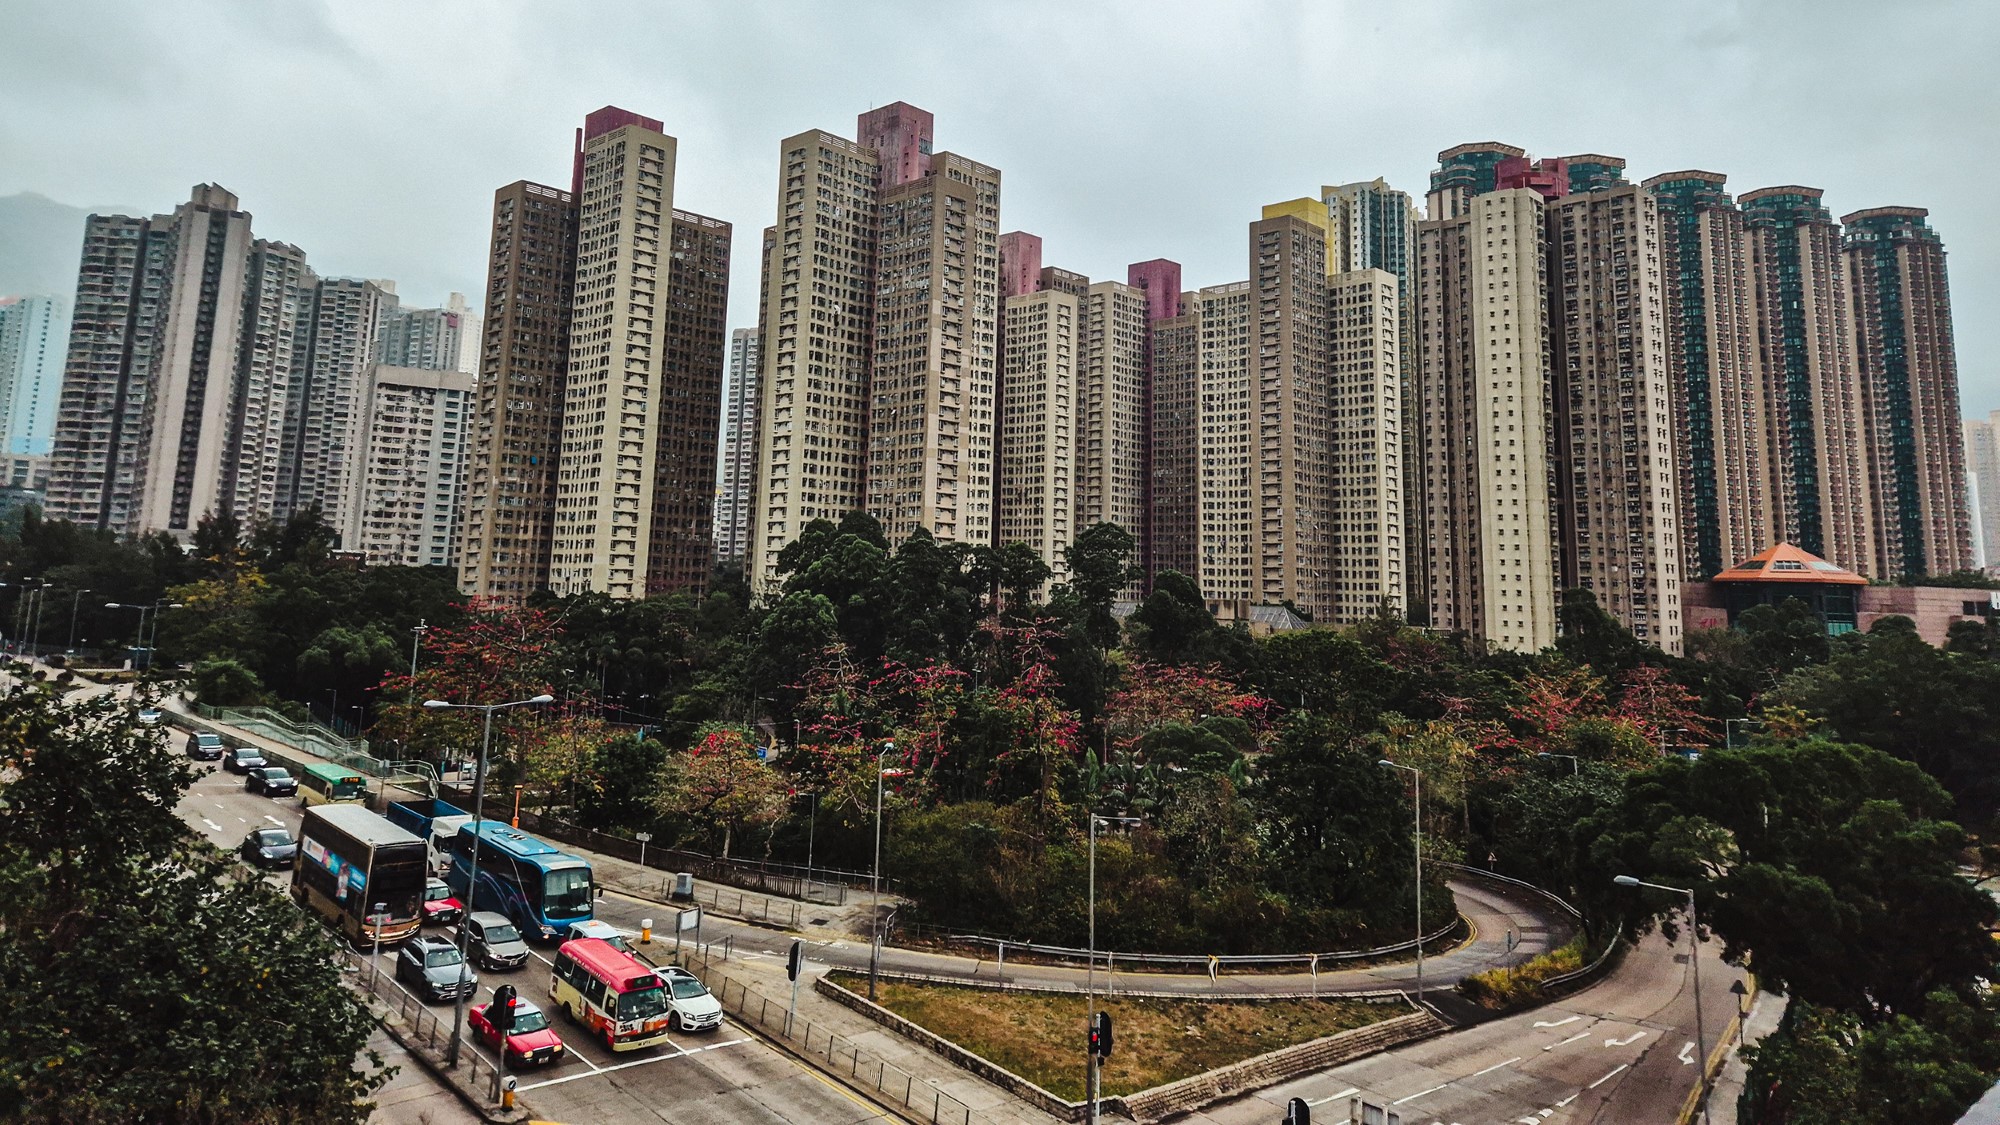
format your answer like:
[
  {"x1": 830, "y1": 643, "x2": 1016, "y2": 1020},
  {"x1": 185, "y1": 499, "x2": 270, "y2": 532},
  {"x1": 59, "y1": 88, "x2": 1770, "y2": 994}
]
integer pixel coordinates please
[{"x1": 1458, "y1": 934, "x2": 1593, "y2": 1009}]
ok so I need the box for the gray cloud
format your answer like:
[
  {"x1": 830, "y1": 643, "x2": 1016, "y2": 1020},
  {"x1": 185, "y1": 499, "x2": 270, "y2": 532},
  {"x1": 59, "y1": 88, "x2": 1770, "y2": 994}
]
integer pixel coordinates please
[{"x1": 5, "y1": 0, "x2": 1994, "y2": 409}]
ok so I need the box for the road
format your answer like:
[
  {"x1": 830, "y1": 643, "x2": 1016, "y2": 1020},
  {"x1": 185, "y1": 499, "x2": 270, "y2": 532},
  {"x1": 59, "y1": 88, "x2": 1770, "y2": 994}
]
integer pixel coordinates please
[
  {"x1": 587, "y1": 864, "x2": 1570, "y2": 1000},
  {"x1": 176, "y1": 755, "x2": 891, "y2": 1125},
  {"x1": 1177, "y1": 930, "x2": 1743, "y2": 1125}
]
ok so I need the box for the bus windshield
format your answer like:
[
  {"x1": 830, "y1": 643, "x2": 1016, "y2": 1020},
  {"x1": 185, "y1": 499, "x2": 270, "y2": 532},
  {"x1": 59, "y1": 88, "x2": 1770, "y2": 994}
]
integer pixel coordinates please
[
  {"x1": 616, "y1": 985, "x2": 669, "y2": 1021},
  {"x1": 542, "y1": 867, "x2": 593, "y2": 920}
]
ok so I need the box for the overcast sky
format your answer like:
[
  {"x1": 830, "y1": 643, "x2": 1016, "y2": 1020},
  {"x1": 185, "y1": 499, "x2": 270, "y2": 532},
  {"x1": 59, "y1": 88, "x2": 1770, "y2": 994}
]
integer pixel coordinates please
[{"x1": 5, "y1": 0, "x2": 1995, "y2": 411}]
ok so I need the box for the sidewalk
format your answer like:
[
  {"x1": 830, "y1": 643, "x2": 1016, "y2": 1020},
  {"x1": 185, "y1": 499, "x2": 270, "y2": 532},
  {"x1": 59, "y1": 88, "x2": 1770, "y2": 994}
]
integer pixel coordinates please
[
  {"x1": 1708, "y1": 989, "x2": 1786, "y2": 1123},
  {"x1": 685, "y1": 944, "x2": 1068, "y2": 1125}
]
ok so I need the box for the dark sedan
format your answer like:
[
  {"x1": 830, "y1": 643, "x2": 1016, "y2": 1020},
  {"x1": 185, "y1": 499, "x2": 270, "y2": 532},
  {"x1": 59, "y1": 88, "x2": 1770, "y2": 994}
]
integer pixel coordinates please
[
  {"x1": 245, "y1": 766, "x2": 297, "y2": 798},
  {"x1": 223, "y1": 746, "x2": 268, "y2": 774},
  {"x1": 239, "y1": 827, "x2": 296, "y2": 870}
]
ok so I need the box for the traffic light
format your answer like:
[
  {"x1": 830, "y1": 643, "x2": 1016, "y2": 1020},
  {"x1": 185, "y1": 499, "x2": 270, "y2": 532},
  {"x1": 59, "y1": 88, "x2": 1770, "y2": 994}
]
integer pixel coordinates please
[
  {"x1": 1283, "y1": 1096, "x2": 1310, "y2": 1124},
  {"x1": 787, "y1": 939, "x2": 805, "y2": 982},
  {"x1": 1088, "y1": 1010, "x2": 1113, "y2": 1059},
  {"x1": 491, "y1": 984, "x2": 518, "y2": 1033}
]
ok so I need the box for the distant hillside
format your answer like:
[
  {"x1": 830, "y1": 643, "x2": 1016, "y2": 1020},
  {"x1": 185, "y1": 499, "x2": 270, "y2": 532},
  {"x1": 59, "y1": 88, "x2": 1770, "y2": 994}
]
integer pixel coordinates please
[{"x1": 0, "y1": 192, "x2": 133, "y2": 299}]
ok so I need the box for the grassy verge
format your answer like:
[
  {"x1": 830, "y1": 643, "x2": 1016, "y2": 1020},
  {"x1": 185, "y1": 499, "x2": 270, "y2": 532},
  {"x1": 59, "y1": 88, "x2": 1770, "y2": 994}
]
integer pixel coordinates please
[
  {"x1": 1456, "y1": 933, "x2": 1596, "y2": 1010},
  {"x1": 828, "y1": 973, "x2": 1402, "y2": 1100}
]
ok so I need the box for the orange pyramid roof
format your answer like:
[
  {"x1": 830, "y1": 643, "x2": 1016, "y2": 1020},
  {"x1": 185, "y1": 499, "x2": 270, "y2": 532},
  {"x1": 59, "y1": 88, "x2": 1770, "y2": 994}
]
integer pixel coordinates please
[{"x1": 1710, "y1": 542, "x2": 1867, "y2": 585}]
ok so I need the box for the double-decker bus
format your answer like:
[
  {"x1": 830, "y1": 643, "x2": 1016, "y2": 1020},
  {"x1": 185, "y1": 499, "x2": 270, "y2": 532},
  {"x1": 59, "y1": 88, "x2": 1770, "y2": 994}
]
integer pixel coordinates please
[
  {"x1": 444, "y1": 822, "x2": 594, "y2": 942},
  {"x1": 292, "y1": 805, "x2": 426, "y2": 946},
  {"x1": 298, "y1": 761, "x2": 367, "y2": 807},
  {"x1": 548, "y1": 938, "x2": 672, "y2": 1051}
]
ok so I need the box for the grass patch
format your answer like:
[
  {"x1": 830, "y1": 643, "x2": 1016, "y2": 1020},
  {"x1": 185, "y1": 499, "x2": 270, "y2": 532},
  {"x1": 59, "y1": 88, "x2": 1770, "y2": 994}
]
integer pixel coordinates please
[
  {"x1": 1457, "y1": 933, "x2": 1595, "y2": 1010},
  {"x1": 830, "y1": 973, "x2": 1402, "y2": 1100}
]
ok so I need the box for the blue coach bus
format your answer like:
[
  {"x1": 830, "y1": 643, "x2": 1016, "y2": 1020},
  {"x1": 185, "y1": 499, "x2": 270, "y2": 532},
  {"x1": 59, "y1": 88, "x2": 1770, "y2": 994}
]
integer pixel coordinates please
[{"x1": 443, "y1": 822, "x2": 594, "y2": 942}]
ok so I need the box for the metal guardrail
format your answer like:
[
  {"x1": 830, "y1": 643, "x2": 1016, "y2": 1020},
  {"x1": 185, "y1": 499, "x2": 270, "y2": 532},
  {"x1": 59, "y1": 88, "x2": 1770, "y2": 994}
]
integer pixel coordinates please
[
  {"x1": 916, "y1": 915, "x2": 1466, "y2": 974},
  {"x1": 334, "y1": 945, "x2": 508, "y2": 1104},
  {"x1": 1435, "y1": 859, "x2": 1584, "y2": 919},
  {"x1": 196, "y1": 703, "x2": 382, "y2": 773},
  {"x1": 1536, "y1": 933, "x2": 1624, "y2": 993},
  {"x1": 666, "y1": 946, "x2": 984, "y2": 1125}
]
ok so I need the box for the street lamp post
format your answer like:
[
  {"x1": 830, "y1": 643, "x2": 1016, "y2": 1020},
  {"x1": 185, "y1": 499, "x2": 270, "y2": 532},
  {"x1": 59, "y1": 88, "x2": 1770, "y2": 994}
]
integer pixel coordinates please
[
  {"x1": 1616, "y1": 875, "x2": 1708, "y2": 1124},
  {"x1": 423, "y1": 692, "x2": 555, "y2": 1066},
  {"x1": 1536, "y1": 752, "x2": 1580, "y2": 776},
  {"x1": 65, "y1": 588, "x2": 92, "y2": 654},
  {"x1": 106, "y1": 599, "x2": 183, "y2": 670},
  {"x1": 1378, "y1": 759, "x2": 1425, "y2": 1001},
  {"x1": 407, "y1": 620, "x2": 428, "y2": 705},
  {"x1": 1724, "y1": 718, "x2": 1763, "y2": 750},
  {"x1": 1086, "y1": 813, "x2": 1139, "y2": 1125},
  {"x1": 869, "y1": 740, "x2": 896, "y2": 1002}
]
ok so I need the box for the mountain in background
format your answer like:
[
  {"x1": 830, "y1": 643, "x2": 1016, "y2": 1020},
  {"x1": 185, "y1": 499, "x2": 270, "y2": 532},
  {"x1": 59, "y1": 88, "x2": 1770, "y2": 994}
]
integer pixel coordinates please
[{"x1": 0, "y1": 192, "x2": 137, "y2": 299}]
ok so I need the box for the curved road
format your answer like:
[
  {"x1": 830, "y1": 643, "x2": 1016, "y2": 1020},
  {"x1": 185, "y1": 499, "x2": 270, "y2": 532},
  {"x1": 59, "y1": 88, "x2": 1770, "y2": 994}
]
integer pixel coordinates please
[{"x1": 589, "y1": 860, "x2": 1576, "y2": 1000}]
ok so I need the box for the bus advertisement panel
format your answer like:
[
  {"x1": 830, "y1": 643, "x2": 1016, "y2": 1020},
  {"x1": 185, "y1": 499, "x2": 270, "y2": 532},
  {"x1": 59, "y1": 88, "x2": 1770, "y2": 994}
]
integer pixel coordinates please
[
  {"x1": 292, "y1": 805, "x2": 426, "y2": 946},
  {"x1": 445, "y1": 822, "x2": 594, "y2": 942}
]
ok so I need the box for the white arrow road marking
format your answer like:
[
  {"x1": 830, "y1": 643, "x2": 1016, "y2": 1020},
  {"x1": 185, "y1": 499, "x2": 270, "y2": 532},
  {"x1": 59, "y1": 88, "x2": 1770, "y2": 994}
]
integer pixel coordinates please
[
  {"x1": 1544, "y1": 1031, "x2": 1590, "y2": 1051},
  {"x1": 1679, "y1": 1040, "x2": 1697, "y2": 1064},
  {"x1": 1471, "y1": 1056, "x2": 1522, "y2": 1077},
  {"x1": 1604, "y1": 1030, "x2": 1647, "y2": 1047},
  {"x1": 1306, "y1": 1087, "x2": 1358, "y2": 1106},
  {"x1": 1533, "y1": 1015, "x2": 1580, "y2": 1028},
  {"x1": 1391, "y1": 1084, "x2": 1446, "y2": 1105},
  {"x1": 1588, "y1": 1064, "x2": 1629, "y2": 1089},
  {"x1": 200, "y1": 818, "x2": 223, "y2": 833}
]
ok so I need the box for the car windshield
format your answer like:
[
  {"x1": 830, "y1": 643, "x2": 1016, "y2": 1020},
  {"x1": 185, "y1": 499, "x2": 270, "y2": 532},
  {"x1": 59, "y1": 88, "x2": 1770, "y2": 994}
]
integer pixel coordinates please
[
  {"x1": 254, "y1": 829, "x2": 291, "y2": 846},
  {"x1": 234, "y1": 749, "x2": 261, "y2": 761},
  {"x1": 541, "y1": 867, "x2": 593, "y2": 920},
  {"x1": 669, "y1": 976, "x2": 709, "y2": 1000},
  {"x1": 425, "y1": 883, "x2": 452, "y2": 902},
  {"x1": 616, "y1": 985, "x2": 669, "y2": 1021},
  {"x1": 512, "y1": 1009, "x2": 550, "y2": 1034},
  {"x1": 483, "y1": 922, "x2": 522, "y2": 944},
  {"x1": 424, "y1": 947, "x2": 462, "y2": 968},
  {"x1": 260, "y1": 768, "x2": 290, "y2": 781}
]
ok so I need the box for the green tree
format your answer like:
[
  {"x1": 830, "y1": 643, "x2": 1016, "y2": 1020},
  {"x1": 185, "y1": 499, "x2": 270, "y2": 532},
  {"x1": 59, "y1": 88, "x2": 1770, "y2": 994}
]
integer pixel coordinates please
[
  {"x1": 191, "y1": 656, "x2": 265, "y2": 706},
  {"x1": 1581, "y1": 740, "x2": 1996, "y2": 1018},
  {"x1": 0, "y1": 684, "x2": 388, "y2": 1121},
  {"x1": 1058, "y1": 522, "x2": 1137, "y2": 649}
]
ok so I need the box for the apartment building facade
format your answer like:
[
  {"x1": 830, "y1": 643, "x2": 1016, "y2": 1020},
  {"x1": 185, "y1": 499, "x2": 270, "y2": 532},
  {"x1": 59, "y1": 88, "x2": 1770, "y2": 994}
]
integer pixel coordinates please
[
  {"x1": 715, "y1": 324, "x2": 761, "y2": 563},
  {"x1": 347, "y1": 363, "x2": 472, "y2": 568},
  {"x1": 1842, "y1": 206, "x2": 1973, "y2": 578},
  {"x1": 998, "y1": 288, "x2": 1078, "y2": 584},
  {"x1": 456, "y1": 180, "x2": 577, "y2": 603},
  {"x1": 749, "y1": 104, "x2": 1000, "y2": 591},
  {"x1": 0, "y1": 295, "x2": 69, "y2": 459}
]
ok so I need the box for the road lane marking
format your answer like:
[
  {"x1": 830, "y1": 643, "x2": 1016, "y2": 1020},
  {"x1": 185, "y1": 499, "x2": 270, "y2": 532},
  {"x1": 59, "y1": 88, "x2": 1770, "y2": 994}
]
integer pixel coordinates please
[
  {"x1": 1604, "y1": 1030, "x2": 1647, "y2": 1047},
  {"x1": 1471, "y1": 1056, "x2": 1521, "y2": 1077},
  {"x1": 1543, "y1": 1031, "x2": 1589, "y2": 1051},
  {"x1": 1556, "y1": 1094, "x2": 1578, "y2": 1107},
  {"x1": 1391, "y1": 1084, "x2": 1446, "y2": 1105},
  {"x1": 1307, "y1": 1087, "x2": 1359, "y2": 1106},
  {"x1": 200, "y1": 818, "x2": 223, "y2": 833},
  {"x1": 515, "y1": 1036, "x2": 752, "y2": 1091},
  {"x1": 264, "y1": 815, "x2": 283, "y2": 825},
  {"x1": 1532, "y1": 1015, "x2": 1579, "y2": 1028},
  {"x1": 1679, "y1": 1040, "x2": 1696, "y2": 1064},
  {"x1": 236, "y1": 816, "x2": 247, "y2": 823},
  {"x1": 1588, "y1": 1064, "x2": 1628, "y2": 1089}
]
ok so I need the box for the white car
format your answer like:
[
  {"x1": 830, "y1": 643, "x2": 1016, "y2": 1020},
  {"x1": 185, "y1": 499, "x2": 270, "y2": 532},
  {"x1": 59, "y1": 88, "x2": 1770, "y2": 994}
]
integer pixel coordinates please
[
  {"x1": 136, "y1": 707, "x2": 163, "y2": 726},
  {"x1": 565, "y1": 919, "x2": 635, "y2": 953},
  {"x1": 659, "y1": 966, "x2": 724, "y2": 1032}
]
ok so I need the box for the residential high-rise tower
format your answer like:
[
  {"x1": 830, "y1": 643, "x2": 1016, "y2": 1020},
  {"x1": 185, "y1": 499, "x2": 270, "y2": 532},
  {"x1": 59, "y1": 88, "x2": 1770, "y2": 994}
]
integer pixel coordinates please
[
  {"x1": 456, "y1": 180, "x2": 577, "y2": 603},
  {"x1": 1843, "y1": 207, "x2": 1973, "y2": 578},
  {"x1": 716, "y1": 325, "x2": 762, "y2": 564}
]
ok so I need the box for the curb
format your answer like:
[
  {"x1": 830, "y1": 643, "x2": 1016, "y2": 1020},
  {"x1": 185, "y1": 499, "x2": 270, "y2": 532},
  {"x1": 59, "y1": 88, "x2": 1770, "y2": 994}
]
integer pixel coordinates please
[{"x1": 365, "y1": 994, "x2": 533, "y2": 1124}]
